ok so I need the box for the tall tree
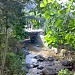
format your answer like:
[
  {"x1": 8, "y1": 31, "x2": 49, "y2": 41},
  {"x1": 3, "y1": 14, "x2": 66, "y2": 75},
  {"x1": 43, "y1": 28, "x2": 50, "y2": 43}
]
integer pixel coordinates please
[{"x1": 0, "y1": 0, "x2": 30, "y2": 74}]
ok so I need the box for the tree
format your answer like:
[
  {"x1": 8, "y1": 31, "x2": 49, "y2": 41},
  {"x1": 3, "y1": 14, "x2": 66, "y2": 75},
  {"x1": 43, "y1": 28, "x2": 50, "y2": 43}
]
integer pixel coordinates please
[
  {"x1": 40, "y1": 0, "x2": 75, "y2": 50},
  {"x1": 0, "y1": 0, "x2": 30, "y2": 74}
]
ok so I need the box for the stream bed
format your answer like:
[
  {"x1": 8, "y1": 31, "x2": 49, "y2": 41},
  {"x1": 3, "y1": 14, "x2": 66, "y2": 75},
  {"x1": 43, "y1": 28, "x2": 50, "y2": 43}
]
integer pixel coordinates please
[{"x1": 23, "y1": 44, "x2": 73, "y2": 75}]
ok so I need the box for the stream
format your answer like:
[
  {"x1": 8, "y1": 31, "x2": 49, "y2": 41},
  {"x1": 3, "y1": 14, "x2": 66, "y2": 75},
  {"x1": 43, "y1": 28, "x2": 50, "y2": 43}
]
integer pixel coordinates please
[{"x1": 22, "y1": 40, "x2": 73, "y2": 75}]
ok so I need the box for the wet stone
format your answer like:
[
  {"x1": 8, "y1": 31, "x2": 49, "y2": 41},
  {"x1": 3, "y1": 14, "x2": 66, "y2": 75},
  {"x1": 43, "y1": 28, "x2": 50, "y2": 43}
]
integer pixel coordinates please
[
  {"x1": 27, "y1": 64, "x2": 33, "y2": 69},
  {"x1": 26, "y1": 54, "x2": 37, "y2": 64},
  {"x1": 25, "y1": 47, "x2": 29, "y2": 50},
  {"x1": 47, "y1": 56, "x2": 54, "y2": 61},
  {"x1": 61, "y1": 59, "x2": 71, "y2": 66},
  {"x1": 34, "y1": 55, "x2": 45, "y2": 62},
  {"x1": 28, "y1": 68, "x2": 43, "y2": 75},
  {"x1": 64, "y1": 66, "x2": 73, "y2": 71},
  {"x1": 61, "y1": 59, "x2": 73, "y2": 71},
  {"x1": 37, "y1": 71, "x2": 43, "y2": 75},
  {"x1": 32, "y1": 63, "x2": 39, "y2": 68},
  {"x1": 26, "y1": 53, "x2": 74, "y2": 75},
  {"x1": 42, "y1": 66, "x2": 57, "y2": 75},
  {"x1": 37, "y1": 65, "x2": 44, "y2": 70},
  {"x1": 26, "y1": 73, "x2": 30, "y2": 75},
  {"x1": 22, "y1": 48, "x2": 30, "y2": 55}
]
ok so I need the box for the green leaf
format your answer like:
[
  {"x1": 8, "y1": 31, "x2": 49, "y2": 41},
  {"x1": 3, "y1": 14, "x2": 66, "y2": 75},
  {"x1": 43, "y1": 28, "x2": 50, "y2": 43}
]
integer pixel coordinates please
[
  {"x1": 40, "y1": 3, "x2": 45, "y2": 7},
  {"x1": 40, "y1": 0, "x2": 47, "y2": 7},
  {"x1": 56, "y1": 19, "x2": 62, "y2": 26},
  {"x1": 65, "y1": 33, "x2": 71, "y2": 40},
  {"x1": 48, "y1": 38, "x2": 52, "y2": 44},
  {"x1": 44, "y1": 11, "x2": 50, "y2": 18},
  {"x1": 43, "y1": 0, "x2": 47, "y2": 5},
  {"x1": 47, "y1": 0, "x2": 52, "y2": 3}
]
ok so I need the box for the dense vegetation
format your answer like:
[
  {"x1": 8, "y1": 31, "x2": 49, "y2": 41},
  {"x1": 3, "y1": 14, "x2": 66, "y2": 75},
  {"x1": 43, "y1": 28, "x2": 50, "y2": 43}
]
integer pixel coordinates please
[
  {"x1": 0, "y1": 0, "x2": 29, "y2": 75},
  {"x1": 0, "y1": 0, "x2": 75, "y2": 75},
  {"x1": 40, "y1": 0, "x2": 75, "y2": 50}
]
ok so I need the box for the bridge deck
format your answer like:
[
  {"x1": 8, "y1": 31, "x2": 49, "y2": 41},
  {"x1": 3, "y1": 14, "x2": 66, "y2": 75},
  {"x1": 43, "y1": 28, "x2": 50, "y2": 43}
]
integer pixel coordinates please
[{"x1": 25, "y1": 29, "x2": 43, "y2": 33}]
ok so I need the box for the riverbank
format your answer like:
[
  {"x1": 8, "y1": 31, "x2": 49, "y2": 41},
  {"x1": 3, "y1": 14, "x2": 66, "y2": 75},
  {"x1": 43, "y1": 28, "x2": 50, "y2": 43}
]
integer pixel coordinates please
[{"x1": 23, "y1": 41, "x2": 75, "y2": 75}]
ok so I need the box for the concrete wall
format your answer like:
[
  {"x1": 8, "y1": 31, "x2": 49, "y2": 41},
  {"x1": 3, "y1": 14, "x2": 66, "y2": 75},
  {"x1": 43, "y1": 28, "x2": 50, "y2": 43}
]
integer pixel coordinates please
[{"x1": 35, "y1": 34, "x2": 44, "y2": 47}]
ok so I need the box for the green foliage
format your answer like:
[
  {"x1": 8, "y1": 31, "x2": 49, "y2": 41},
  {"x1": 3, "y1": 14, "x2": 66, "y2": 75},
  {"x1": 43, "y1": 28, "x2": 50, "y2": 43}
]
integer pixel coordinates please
[
  {"x1": 40, "y1": 0, "x2": 75, "y2": 49},
  {"x1": 5, "y1": 51, "x2": 27, "y2": 75},
  {"x1": 45, "y1": 30, "x2": 57, "y2": 47},
  {"x1": 0, "y1": 0, "x2": 30, "y2": 74},
  {"x1": 0, "y1": 0, "x2": 30, "y2": 41},
  {"x1": 31, "y1": 19, "x2": 40, "y2": 29},
  {"x1": 4, "y1": 35, "x2": 28, "y2": 75},
  {"x1": 40, "y1": 0, "x2": 53, "y2": 7},
  {"x1": 13, "y1": 24, "x2": 28, "y2": 40},
  {"x1": 58, "y1": 69, "x2": 70, "y2": 75}
]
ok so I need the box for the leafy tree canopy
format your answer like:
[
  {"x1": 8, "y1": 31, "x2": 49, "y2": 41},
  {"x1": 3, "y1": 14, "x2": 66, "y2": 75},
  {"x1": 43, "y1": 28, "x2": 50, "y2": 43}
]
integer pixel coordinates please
[{"x1": 40, "y1": 0, "x2": 75, "y2": 49}]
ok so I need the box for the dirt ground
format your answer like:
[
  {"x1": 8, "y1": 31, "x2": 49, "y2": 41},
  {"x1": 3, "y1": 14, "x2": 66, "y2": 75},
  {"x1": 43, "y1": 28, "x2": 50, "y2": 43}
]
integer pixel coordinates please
[{"x1": 24, "y1": 42, "x2": 75, "y2": 61}]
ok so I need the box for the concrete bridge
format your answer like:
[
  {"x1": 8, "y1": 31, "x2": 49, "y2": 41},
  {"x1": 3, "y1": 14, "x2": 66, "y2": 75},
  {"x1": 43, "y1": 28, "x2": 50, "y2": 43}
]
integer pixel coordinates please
[{"x1": 25, "y1": 29, "x2": 44, "y2": 46}]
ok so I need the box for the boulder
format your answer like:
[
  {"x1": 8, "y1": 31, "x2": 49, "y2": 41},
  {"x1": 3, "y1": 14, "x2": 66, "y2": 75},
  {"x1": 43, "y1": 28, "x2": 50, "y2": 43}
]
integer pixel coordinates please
[
  {"x1": 22, "y1": 48, "x2": 30, "y2": 55},
  {"x1": 32, "y1": 63, "x2": 39, "y2": 68},
  {"x1": 34, "y1": 55, "x2": 45, "y2": 62},
  {"x1": 25, "y1": 47, "x2": 29, "y2": 50},
  {"x1": 28, "y1": 68, "x2": 43, "y2": 75},
  {"x1": 27, "y1": 64, "x2": 33, "y2": 69},
  {"x1": 61, "y1": 59, "x2": 73, "y2": 71},
  {"x1": 47, "y1": 56, "x2": 55, "y2": 61},
  {"x1": 61, "y1": 60, "x2": 71, "y2": 66},
  {"x1": 42, "y1": 66, "x2": 57, "y2": 75},
  {"x1": 37, "y1": 65, "x2": 44, "y2": 70},
  {"x1": 37, "y1": 71, "x2": 43, "y2": 75}
]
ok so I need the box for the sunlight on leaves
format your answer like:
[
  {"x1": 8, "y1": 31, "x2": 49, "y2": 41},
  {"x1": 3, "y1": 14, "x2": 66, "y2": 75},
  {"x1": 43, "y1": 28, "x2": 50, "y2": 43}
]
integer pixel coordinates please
[
  {"x1": 40, "y1": 3, "x2": 45, "y2": 7},
  {"x1": 43, "y1": 0, "x2": 47, "y2": 5},
  {"x1": 47, "y1": 0, "x2": 52, "y2": 3}
]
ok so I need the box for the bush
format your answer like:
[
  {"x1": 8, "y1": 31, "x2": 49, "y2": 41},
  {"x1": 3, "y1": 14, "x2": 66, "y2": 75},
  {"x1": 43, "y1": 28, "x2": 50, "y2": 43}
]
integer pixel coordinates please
[
  {"x1": 5, "y1": 51, "x2": 27, "y2": 75},
  {"x1": 58, "y1": 69, "x2": 74, "y2": 75},
  {"x1": 8, "y1": 36, "x2": 24, "y2": 53},
  {"x1": 58, "y1": 69, "x2": 70, "y2": 75}
]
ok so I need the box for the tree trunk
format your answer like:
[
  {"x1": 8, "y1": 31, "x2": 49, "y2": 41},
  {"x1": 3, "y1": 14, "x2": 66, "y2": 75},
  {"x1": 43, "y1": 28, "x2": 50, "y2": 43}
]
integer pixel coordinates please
[
  {"x1": 1, "y1": 11, "x2": 8, "y2": 75},
  {"x1": 1, "y1": 27, "x2": 8, "y2": 75}
]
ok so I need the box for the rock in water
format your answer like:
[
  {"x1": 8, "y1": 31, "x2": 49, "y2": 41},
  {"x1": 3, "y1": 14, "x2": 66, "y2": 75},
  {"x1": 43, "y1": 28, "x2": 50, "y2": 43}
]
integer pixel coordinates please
[
  {"x1": 42, "y1": 66, "x2": 56, "y2": 75},
  {"x1": 32, "y1": 63, "x2": 39, "y2": 68},
  {"x1": 47, "y1": 56, "x2": 54, "y2": 61},
  {"x1": 34, "y1": 55, "x2": 45, "y2": 62},
  {"x1": 37, "y1": 65, "x2": 44, "y2": 70}
]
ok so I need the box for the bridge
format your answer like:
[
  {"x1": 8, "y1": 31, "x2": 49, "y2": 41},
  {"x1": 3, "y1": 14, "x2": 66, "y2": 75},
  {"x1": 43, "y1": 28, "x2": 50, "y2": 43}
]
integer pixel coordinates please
[{"x1": 25, "y1": 29, "x2": 44, "y2": 46}]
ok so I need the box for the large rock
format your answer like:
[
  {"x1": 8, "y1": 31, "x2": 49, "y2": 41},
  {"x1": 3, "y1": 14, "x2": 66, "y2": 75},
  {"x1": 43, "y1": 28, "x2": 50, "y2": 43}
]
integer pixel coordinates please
[
  {"x1": 42, "y1": 66, "x2": 57, "y2": 75},
  {"x1": 27, "y1": 68, "x2": 43, "y2": 75},
  {"x1": 47, "y1": 56, "x2": 55, "y2": 61},
  {"x1": 34, "y1": 55, "x2": 45, "y2": 62},
  {"x1": 26, "y1": 54, "x2": 37, "y2": 64},
  {"x1": 27, "y1": 64, "x2": 33, "y2": 69},
  {"x1": 37, "y1": 65, "x2": 44, "y2": 70},
  {"x1": 61, "y1": 60, "x2": 71, "y2": 66},
  {"x1": 22, "y1": 48, "x2": 30, "y2": 55},
  {"x1": 61, "y1": 59, "x2": 73, "y2": 71},
  {"x1": 32, "y1": 63, "x2": 39, "y2": 68}
]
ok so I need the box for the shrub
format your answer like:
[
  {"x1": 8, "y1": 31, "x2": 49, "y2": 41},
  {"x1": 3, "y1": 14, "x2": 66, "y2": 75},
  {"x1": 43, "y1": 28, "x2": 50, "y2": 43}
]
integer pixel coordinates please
[
  {"x1": 5, "y1": 51, "x2": 27, "y2": 75},
  {"x1": 58, "y1": 69, "x2": 70, "y2": 75}
]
